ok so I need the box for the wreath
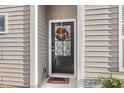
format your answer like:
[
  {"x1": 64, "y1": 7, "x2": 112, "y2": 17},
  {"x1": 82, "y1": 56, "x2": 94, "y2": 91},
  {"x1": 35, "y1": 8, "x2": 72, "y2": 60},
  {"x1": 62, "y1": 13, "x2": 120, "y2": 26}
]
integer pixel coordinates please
[{"x1": 55, "y1": 27, "x2": 69, "y2": 41}]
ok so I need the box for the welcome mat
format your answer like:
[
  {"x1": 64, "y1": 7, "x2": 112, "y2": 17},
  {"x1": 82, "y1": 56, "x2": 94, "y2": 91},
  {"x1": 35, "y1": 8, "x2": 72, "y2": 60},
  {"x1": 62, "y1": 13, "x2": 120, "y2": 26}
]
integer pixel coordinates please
[{"x1": 47, "y1": 77, "x2": 70, "y2": 84}]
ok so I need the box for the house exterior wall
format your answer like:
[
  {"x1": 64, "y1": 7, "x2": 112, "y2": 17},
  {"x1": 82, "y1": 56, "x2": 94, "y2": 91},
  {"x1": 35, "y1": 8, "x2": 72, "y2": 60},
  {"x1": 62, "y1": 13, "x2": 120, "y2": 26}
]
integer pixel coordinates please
[
  {"x1": 38, "y1": 6, "x2": 48, "y2": 86},
  {"x1": 37, "y1": 5, "x2": 77, "y2": 87},
  {"x1": 84, "y1": 5, "x2": 124, "y2": 79},
  {"x1": 47, "y1": 5, "x2": 77, "y2": 20},
  {"x1": 0, "y1": 5, "x2": 30, "y2": 87}
]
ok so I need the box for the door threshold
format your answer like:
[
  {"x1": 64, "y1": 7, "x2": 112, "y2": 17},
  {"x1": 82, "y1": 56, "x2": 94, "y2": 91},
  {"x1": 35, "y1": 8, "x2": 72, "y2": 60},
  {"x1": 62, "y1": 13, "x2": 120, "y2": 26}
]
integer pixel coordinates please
[{"x1": 50, "y1": 73, "x2": 76, "y2": 78}]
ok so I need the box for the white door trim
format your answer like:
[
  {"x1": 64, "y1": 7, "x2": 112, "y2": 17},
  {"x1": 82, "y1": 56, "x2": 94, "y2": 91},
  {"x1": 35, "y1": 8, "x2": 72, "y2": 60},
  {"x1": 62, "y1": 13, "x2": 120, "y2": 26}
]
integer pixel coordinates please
[{"x1": 48, "y1": 19, "x2": 77, "y2": 78}]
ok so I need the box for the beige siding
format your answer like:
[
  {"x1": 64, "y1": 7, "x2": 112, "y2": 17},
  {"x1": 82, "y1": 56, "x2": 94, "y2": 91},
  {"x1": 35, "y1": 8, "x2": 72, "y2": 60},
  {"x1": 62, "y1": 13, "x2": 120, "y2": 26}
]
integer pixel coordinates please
[
  {"x1": 47, "y1": 5, "x2": 77, "y2": 20},
  {"x1": 84, "y1": 5, "x2": 124, "y2": 79},
  {"x1": 38, "y1": 6, "x2": 48, "y2": 86},
  {"x1": 0, "y1": 6, "x2": 30, "y2": 87}
]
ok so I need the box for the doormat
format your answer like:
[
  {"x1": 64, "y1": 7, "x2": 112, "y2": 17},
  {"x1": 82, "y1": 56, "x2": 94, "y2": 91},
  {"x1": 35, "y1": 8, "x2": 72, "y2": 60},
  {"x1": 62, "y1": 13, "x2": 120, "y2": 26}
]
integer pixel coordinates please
[{"x1": 47, "y1": 77, "x2": 70, "y2": 84}]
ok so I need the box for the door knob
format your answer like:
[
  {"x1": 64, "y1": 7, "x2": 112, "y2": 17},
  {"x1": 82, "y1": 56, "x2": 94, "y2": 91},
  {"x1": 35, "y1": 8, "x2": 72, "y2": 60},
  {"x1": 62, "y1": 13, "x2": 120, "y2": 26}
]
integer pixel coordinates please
[
  {"x1": 52, "y1": 49, "x2": 54, "y2": 52},
  {"x1": 52, "y1": 46, "x2": 54, "y2": 52}
]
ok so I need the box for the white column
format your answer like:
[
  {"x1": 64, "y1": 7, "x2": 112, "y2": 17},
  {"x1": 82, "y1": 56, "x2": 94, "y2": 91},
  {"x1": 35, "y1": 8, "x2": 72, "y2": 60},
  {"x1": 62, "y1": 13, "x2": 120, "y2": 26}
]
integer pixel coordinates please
[
  {"x1": 77, "y1": 5, "x2": 85, "y2": 87},
  {"x1": 30, "y1": 5, "x2": 38, "y2": 88}
]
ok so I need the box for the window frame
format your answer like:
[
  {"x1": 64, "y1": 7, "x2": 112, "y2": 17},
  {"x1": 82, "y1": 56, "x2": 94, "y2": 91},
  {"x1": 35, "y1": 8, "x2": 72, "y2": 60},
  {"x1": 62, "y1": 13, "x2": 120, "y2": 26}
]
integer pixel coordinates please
[{"x1": 0, "y1": 13, "x2": 8, "y2": 34}]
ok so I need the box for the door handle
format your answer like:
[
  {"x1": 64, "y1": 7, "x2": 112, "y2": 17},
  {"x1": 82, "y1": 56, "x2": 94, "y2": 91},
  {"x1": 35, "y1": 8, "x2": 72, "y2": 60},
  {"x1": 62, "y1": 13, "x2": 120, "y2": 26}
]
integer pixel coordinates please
[
  {"x1": 52, "y1": 46, "x2": 54, "y2": 52},
  {"x1": 52, "y1": 49, "x2": 54, "y2": 52}
]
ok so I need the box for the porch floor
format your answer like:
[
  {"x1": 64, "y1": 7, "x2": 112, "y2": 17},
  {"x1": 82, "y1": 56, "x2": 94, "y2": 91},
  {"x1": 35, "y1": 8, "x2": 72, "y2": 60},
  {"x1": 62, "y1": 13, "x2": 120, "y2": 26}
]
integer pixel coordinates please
[{"x1": 39, "y1": 78, "x2": 77, "y2": 88}]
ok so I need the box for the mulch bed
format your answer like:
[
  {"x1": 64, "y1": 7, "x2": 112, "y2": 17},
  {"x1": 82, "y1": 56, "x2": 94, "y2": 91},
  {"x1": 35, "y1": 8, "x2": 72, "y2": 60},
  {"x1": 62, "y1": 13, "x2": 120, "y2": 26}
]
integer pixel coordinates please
[{"x1": 47, "y1": 77, "x2": 70, "y2": 84}]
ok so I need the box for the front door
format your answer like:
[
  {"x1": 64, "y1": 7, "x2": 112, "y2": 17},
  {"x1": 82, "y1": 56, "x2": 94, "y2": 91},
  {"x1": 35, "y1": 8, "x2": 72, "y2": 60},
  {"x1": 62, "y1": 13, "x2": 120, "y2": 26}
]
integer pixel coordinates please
[{"x1": 51, "y1": 20, "x2": 74, "y2": 74}]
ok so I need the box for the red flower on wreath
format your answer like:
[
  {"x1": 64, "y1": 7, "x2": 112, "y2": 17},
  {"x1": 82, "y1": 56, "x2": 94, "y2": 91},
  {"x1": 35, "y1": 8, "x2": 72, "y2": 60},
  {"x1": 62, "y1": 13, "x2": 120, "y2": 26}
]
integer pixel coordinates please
[{"x1": 55, "y1": 27, "x2": 69, "y2": 41}]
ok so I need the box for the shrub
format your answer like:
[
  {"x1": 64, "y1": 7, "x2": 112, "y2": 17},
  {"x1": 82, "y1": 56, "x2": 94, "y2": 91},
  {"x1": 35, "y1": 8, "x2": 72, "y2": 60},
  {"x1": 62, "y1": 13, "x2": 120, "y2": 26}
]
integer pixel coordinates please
[{"x1": 98, "y1": 74, "x2": 124, "y2": 88}]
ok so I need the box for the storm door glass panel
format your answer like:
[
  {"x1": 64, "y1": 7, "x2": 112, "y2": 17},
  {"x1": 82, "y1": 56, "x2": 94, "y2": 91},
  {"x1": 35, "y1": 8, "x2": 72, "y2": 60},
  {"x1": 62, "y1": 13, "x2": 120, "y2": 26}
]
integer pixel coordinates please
[
  {"x1": 52, "y1": 21, "x2": 74, "y2": 74},
  {"x1": 0, "y1": 15, "x2": 5, "y2": 32},
  {"x1": 55, "y1": 25, "x2": 71, "y2": 56}
]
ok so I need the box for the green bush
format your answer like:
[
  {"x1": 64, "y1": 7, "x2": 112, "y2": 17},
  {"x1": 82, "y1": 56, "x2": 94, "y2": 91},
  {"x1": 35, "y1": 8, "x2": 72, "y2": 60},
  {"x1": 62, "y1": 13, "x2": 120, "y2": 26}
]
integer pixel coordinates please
[{"x1": 98, "y1": 74, "x2": 124, "y2": 88}]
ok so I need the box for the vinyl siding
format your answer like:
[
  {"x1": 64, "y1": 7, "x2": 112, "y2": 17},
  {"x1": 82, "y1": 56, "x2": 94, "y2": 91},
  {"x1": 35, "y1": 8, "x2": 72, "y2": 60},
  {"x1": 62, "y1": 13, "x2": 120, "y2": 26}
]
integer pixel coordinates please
[
  {"x1": 47, "y1": 5, "x2": 77, "y2": 20},
  {"x1": 38, "y1": 6, "x2": 48, "y2": 86},
  {"x1": 84, "y1": 5, "x2": 124, "y2": 79},
  {"x1": 0, "y1": 5, "x2": 30, "y2": 87}
]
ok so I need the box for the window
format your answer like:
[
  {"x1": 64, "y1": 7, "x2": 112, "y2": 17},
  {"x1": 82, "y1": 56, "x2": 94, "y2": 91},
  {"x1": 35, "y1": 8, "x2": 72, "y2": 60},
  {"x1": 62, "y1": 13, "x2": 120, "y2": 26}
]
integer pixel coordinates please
[{"x1": 0, "y1": 14, "x2": 8, "y2": 33}]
